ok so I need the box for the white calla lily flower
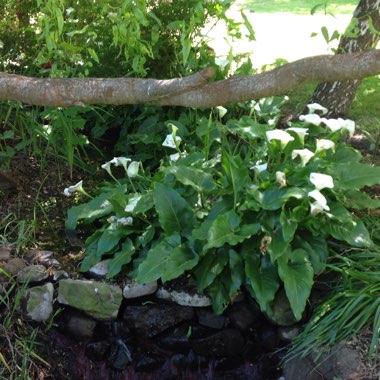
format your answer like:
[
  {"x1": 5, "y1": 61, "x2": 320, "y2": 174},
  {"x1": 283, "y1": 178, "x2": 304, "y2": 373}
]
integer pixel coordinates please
[
  {"x1": 127, "y1": 161, "x2": 139, "y2": 177},
  {"x1": 299, "y1": 114, "x2": 322, "y2": 126},
  {"x1": 291, "y1": 149, "x2": 314, "y2": 166},
  {"x1": 286, "y1": 127, "x2": 309, "y2": 144},
  {"x1": 216, "y1": 106, "x2": 227, "y2": 118},
  {"x1": 275, "y1": 171, "x2": 287, "y2": 187},
  {"x1": 251, "y1": 163, "x2": 268, "y2": 173},
  {"x1": 310, "y1": 172, "x2": 334, "y2": 190},
  {"x1": 340, "y1": 118, "x2": 355, "y2": 137},
  {"x1": 110, "y1": 157, "x2": 131, "y2": 172},
  {"x1": 101, "y1": 161, "x2": 113, "y2": 176},
  {"x1": 306, "y1": 103, "x2": 328, "y2": 115},
  {"x1": 169, "y1": 153, "x2": 181, "y2": 162},
  {"x1": 308, "y1": 189, "x2": 330, "y2": 215},
  {"x1": 63, "y1": 180, "x2": 84, "y2": 197},
  {"x1": 315, "y1": 139, "x2": 335, "y2": 153},
  {"x1": 266, "y1": 130, "x2": 294, "y2": 148},
  {"x1": 162, "y1": 133, "x2": 182, "y2": 149},
  {"x1": 321, "y1": 117, "x2": 355, "y2": 137}
]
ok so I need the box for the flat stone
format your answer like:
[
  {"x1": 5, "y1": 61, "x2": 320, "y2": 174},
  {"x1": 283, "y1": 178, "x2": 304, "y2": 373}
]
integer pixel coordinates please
[
  {"x1": 283, "y1": 355, "x2": 323, "y2": 380},
  {"x1": 53, "y1": 270, "x2": 70, "y2": 281},
  {"x1": 66, "y1": 313, "x2": 97, "y2": 340},
  {"x1": 22, "y1": 283, "x2": 54, "y2": 322},
  {"x1": 87, "y1": 260, "x2": 111, "y2": 279},
  {"x1": 196, "y1": 308, "x2": 228, "y2": 330},
  {"x1": 17, "y1": 265, "x2": 49, "y2": 283},
  {"x1": 1, "y1": 257, "x2": 26, "y2": 276},
  {"x1": 24, "y1": 249, "x2": 60, "y2": 267},
  {"x1": 267, "y1": 289, "x2": 298, "y2": 326},
  {"x1": 122, "y1": 277, "x2": 157, "y2": 298},
  {"x1": 156, "y1": 287, "x2": 211, "y2": 307},
  {"x1": 57, "y1": 279, "x2": 122, "y2": 321},
  {"x1": 227, "y1": 301, "x2": 260, "y2": 331},
  {"x1": 123, "y1": 305, "x2": 194, "y2": 337}
]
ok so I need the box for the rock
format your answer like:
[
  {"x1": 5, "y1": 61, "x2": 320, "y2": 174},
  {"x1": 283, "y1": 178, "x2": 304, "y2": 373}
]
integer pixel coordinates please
[
  {"x1": 87, "y1": 260, "x2": 111, "y2": 279},
  {"x1": 135, "y1": 354, "x2": 164, "y2": 372},
  {"x1": 53, "y1": 270, "x2": 70, "y2": 281},
  {"x1": 123, "y1": 305, "x2": 194, "y2": 337},
  {"x1": 278, "y1": 325, "x2": 301, "y2": 342},
  {"x1": 227, "y1": 300, "x2": 260, "y2": 331},
  {"x1": 284, "y1": 355, "x2": 325, "y2": 380},
  {"x1": 0, "y1": 246, "x2": 11, "y2": 261},
  {"x1": 191, "y1": 329, "x2": 244, "y2": 357},
  {"x1": 85, "y1": 340, "x2": 111, "y2": 361},
  {"x1": 196, "y1": 308, "x2": 228, "y2": 330},
  {"x1": 170, "y1": 353, "x2": 187, "y2": 372},
  {"x1": 93, "y1": 320, "x2": 131, "y2": 340},
  {"x1": 267, "y1": 289, "x2": 298, "y2": 326},
  {"x1": 156, "y1": 287, "x2": 211, "y2": 307},
  {"x1": 24, "y1": 249, "x2": 60, "y2": 267},
  {"x1": 1, "y1": 257, "x2": 26, "y2": 277},
  {"x1": 258, "y1": 324, "x2": 279, "y2": 351},
  {"x1": 21, "y1": 283, "x2": 54, "y2": 322},
  {"x1": 57, "y1": 279, "x2": 122, "y2": 321},
  {"x1": 122, "y1": 277, "x2": 157, "y2": 298},
  {"x1": 159, "y1": 328, "x2": 191, "y2": 353},
  {"x1": 17, "y1": 265, "x2": 49, "y2": 283},
  {"x1": 66, "y1": 313, "x2": 97, "y2": 340},
  {"x1": 107, "y1": 338, "x2": 132, "y2": 371}
]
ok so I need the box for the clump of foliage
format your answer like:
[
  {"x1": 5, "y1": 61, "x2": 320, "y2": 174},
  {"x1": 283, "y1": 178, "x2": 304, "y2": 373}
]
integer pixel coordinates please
[{"x1": 66, "y1": 100, "x2": 380, "y2": 317}]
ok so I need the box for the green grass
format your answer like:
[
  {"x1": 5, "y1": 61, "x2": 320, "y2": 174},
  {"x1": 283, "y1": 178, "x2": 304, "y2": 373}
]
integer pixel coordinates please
[{"x1": 243, "y1": 0, "x2": 357, "y2": 15}]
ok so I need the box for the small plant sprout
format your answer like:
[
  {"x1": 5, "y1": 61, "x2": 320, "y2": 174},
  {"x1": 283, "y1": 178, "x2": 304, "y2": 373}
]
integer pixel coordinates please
[
  {"x1": 266, "y1": 129, "x2": 294, "y2": 148},
  {"x1": 306, "y1": 103, "x2": 328, "y2": 115},
  {"x1": 315, "y1": 139, "x2": 336, "y2": 153},
  {"x1": 286, "y1": 127, "x2": 309, "y2": 144},
  {"x1": 291, "y1": 149, "x2": 314, "y2": 166},
  {"x1": 63, "y1": 180, "x2": 92, "y2": 198},
  {"x1": 299, "y1": 113, "x2": 322, "y2": 126},
  {"x1": 309, "y1": 172, "x2": 334, "y2": 191},
  {"x1": 275, "y1": 171, "x2": 287, "y2": 187},
  {"x1": 308, "y1": 189, "x2": 330, "y2": 215}
]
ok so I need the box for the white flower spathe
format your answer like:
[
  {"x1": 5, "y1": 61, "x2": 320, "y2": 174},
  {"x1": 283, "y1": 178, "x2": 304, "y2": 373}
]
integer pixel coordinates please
[
  {"x1": 266, "y1": 130, "x2": 294, "y2": 147},
  {"x1": 101, "y1": 161, "x2": 112, "y2": 176},
  {"x1": 315, "y1": 139, "x2": 335, "y2": 153},
  {"x1": 127, "y1": 161, "x2": 139, "y2": 177},
  {"x1": 162, "y1": 133, "x2": 182, "y2": 149},
  {"x1": 275, "y1": 171, "x2": 287, "y2": 187},
  {"x1": 306, "y1": 103, "x2": 328, "y2": 115},
  {"x1": 286, "y1": 127, "x2": 309, "y2": 143},
  {"x1": 299, "y1": 114, "x2": 322, "y2": 126},
  {"x1": 63, "y1": 180, "x2": 84, "y2": 197},
  {"x1": 291, "y1": 149, "x2": 314, "y2": 166},
  {"x1": 308, "y1": 189, "x2": 330, "y2": 215},
  {"x1": 251, "y1": 163, "x2": 268, "y2": 173},
  {"x1": 309, "y1": 172, "x2": 334, "y2": 191},
  {"x1": 117, "y1": 217, "x2": 133, "y2": 226},
  {"x1": 110, "y1": 157, "x2": 131, "y2": 172},
  {"x1": 321, "y1": 118, "x2": 355, "y2": 137},
  {"x1": 216, "y1": 106, "x2": 227, "y2": 118},
  {"x1": 169, "y1": 153, "x2": 181, "y2": 162}
]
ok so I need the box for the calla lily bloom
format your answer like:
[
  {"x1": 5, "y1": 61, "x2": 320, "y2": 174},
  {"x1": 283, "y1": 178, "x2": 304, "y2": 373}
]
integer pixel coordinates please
[
  {"x1": 308, "y1": 189, "x2": 330, "y2": 215},
  {"x1": 64, "y1": 180, "x2": 85, "y2": 197},
  {"x1": 162, "y1": 133, "x2": 182, "y2": 149},
  {"x1": 315, "y1": 139, "x2": 335, "y2": 153},
  {"x1": 110, "y1": 157, "x2": 131, "y2": 172},
  {"x1": 321, "y1": 118, "x2": 355, "y2": 137},
  {"x1": 101, "y1": 161, "x2": 113, "y2": 176},
  {"x1": 275, "y1": 171, "x2": 287, "y2": 187},
  {"x1": 291, "y1": 149, "x2": 314, "y2": 166},
  {"x1": 286, "y1": 127, "x2": 309, "y2": 144},
  {"x1": 266, "y1": 130, "x2": 294, "y2": 148},
  {"x1": 299, "y1": 114, "x2": 322, "y2": 126},
  {"x1": 127, "y1": 161, "x2": 139, "y2": 177},
  {"x1": 306, "y1": 103, "x2": 328, "y2": 115},
  {"x1": 309, "y1": 173, "x2": 334, "y2": 190},
  {"x1": 251, "y1": 163, "x2": 268, "y2": 173}
]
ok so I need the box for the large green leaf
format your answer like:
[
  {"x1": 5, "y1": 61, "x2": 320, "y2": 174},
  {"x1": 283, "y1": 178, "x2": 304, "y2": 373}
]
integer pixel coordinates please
[
  {"x1": 228, "y1": 249, "x2": 245, "y2": 298},
  {"x1": 207, "y1": 277, "x2": 230, "y2": 315},
  {"x1": 260, "y1": 187, "x2": 306, "y2": 210},
  {"x1": 277, "y1": 249, "x2": 314, "y2": 321},
  {"x1": 245, "y1": 254, "x2": 280, "y2": 313},
  {"x1": 136, "y1": 234, "x2": 180, "y2": 283},
  {"x1": 280, "y1": 209, "x2": 297, "y2": 242},
  {"x1": 323, "y1": 219, "x2": 373, "y2": 247},
  {"x1": 66, "y1": 192, "x2": 113, "y2": 230},
  {"x1": 194, "y1": 250, "x2": 229, "y2": 292},
  {"x1": 106, "y1": 239, "x2": 135, "y2": 278},
  {"x1": 97, "y1": 228, "x2": 128, "y2": 255},
  {"x1": 153, "y1": 183, "x2": 195, "y2": 236},
  {"x1": 331, "y1": 163, "x2": 380, "y2": 189},
  {"x1": 267, "y1": 227, "x2": 289, "y2": 262},
  {"x1": 206, "y1": 211, "x2": 260, "y2": 249},
  {"x1": 340, "y1": 190, "x2": 380, "y2": 210},
  {"x1": 165, "y1": 166, "x2": 217, "y2": 193}
]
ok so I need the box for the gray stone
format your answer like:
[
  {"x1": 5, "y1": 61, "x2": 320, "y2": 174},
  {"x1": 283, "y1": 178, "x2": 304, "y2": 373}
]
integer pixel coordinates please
[
  {"x1": 267, "y1": 289, "x2": 298, "y2": 326},
  {"x1": 53, "y1": 270, "x2": 70, "y2": 281},
  {"x1": 87, "y1": 260, "x2": 111, "y2": 279},
  {"x1": 17, "y1": 265, "x2": 49, "y2": 283},
  {"x1": 227, "y1": 301, "x2": 260, "y2": 331},
  {"x1": 0, "y1": 246, "x2": 11, "y2": 261},
  {"x1": 22, "y1": 283, "x2": 54, "y2": 322},
  {"x1": 284, "y1": 355, "x2": 323, "y2": 380},
  {"x1": 57, "y1": 279, "x2": 122, "y2": 320},
  {"x1": 24, "y1": 249, "x2": 60, "y2": 267},
  {"x1": 278, "y1": 325, "x2": 301, "y2": 342},
  {"x1": 66, "y1": 313, "x2": 97, "y2": 340},
  {"x1": 1, "y1": 257, "x2": 26, "y2": 277},
  {"x1": 122, "y1": 278, "x2": 157, "y2": 298},
  {"x1": 156, "y1": 287, "x2": 211, "y2": 307},
  {"x1": 196, "y1": 308, "x2": 228, "y2": 330}
]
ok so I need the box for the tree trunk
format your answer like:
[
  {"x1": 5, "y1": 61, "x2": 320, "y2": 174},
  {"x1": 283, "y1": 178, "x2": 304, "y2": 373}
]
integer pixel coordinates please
[{"x1": 310, "y1": 0, "x2": 380, "y2": 118}]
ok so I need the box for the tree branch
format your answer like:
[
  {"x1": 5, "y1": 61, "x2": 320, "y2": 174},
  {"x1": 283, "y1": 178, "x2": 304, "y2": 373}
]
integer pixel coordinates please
[{"x1": 0, "y1": 50, "x2": 379, "y2": 108}]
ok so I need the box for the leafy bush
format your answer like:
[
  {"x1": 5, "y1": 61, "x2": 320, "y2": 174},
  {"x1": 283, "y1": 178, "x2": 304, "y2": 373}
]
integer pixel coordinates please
[{"x1": 66, "y1": 100, "x2": 380, "y2": 317}]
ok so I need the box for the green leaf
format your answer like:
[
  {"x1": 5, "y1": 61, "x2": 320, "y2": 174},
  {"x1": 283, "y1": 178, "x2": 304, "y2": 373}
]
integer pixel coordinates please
[
  {"x1": 165, "y1": 166, "x2": 217, "y2": 193},
  {"x1": 278, "y1": 249, "x2": 314, "y2": 321},
  {"x1": 136, "y1": 234, "x2": 181, "y2": 283},
  {"x1": 293, "y1": 235, "x2": 329, "y2": 275},
  {"x1": 226, "y1": 116, "x2": 267, "y2": 140},
  {"x1": 280, "y1": 209, "x2": 297, "y2": 242},
  {"x1": 207, "y1": 277, "x2": 230, "y2": 315},
  {"x1": 88, "y1": 48, "x2": 99, "y2": 63},
  {"x1": 228, "y1": 249, "x2": 244, "y2": 298},
  {"x1": 106, "y1": 239, "x2": 135, "y2": 278},
  {"x1": 153, "y1": 183, "x2": 195, "y2": 236},
  {"x1": 133, "y1": 191, "x2": 155, "y2": 214},
  {"x1": 268, "y1": 228, "x2": 289, "y2": 262},
  {"x1": 261, "y1": 187, "x2": 306, "y2": 210},
  {"x1": 331, "y1": 163, "x2": 380, "y2": 190},
  {"x1": 324, "y1": 219, "x2": 373, "y2": 247},
  {"x1": 194, "y1": 250, "x2": 229, "y2": 292},
  {"x1": 66, "y1": 193, "x2": 113, "y2": 230},
  {"x1": 97, "y1": 227, "x2": 128, "y2": 255},
  {"x1": 241, "y1": 10, "x2": 255, "y2": 40},
  {"x1": 245, "y1": 254, "x2": 280, "y2": 313},
  {"x1": 339, "y1": 190, "x2": 380, "y2": 210}
]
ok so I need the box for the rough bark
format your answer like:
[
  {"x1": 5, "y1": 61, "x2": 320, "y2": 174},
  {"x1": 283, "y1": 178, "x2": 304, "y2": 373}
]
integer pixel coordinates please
[
  {"x1": 310, "y1": 0, "x2": 380, "y2": 118},
  {"x1": 0, "y1": 50, "x2": 380, "y2": 108}
]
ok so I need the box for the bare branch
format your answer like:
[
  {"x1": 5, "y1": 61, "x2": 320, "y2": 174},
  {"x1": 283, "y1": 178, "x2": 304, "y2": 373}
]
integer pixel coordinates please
[{"x1": 0, "y1": 50, "x2": 379, "y2": 108}]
